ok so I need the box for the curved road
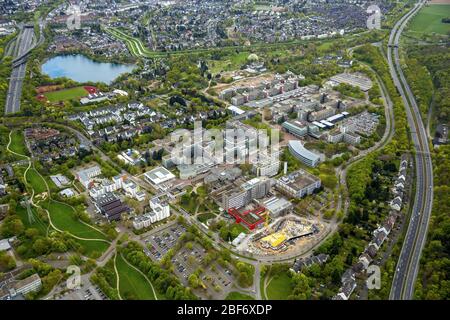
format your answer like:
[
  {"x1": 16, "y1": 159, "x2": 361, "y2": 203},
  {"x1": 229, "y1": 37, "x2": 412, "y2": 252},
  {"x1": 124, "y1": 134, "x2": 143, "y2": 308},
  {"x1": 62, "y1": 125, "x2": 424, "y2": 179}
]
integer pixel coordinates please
[{"x1": 387, "y1": 0, "x2": 434, "y2": 300}]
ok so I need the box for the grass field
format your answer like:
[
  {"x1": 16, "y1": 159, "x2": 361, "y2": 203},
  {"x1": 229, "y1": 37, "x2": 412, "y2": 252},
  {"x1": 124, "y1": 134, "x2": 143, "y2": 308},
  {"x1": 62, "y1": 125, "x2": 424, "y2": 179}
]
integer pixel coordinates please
[
  {"x1": 75, "y1": 239, "x2": 109, "y2": 257},
  {"x1": 208, "y1": 51, "x2": 250, "y2": 74},
  {"x1": 25, "y1": 168, "x2": 47, "y2": 194},
  {"x1": 408, "y1": 4, "x2": 450, "y2": 35},
  {"x1": 44, "y1": 200, "x2": 107, "y2": 240},
  {"x1": 266, "y1": 272, "x2": 293, "y2": 300},
  {"x1": 116, "y1": 254, "x2": 157, "y2": 300},
  {"x1": 9, "y1": 130, "x2": 28, "y2": 156},
  {"x1": 43, "y1": 86, "x2": 89, "y2": 103},
  {"x1": 225, "y1": 291, "x2": 255, "y2": 300}
]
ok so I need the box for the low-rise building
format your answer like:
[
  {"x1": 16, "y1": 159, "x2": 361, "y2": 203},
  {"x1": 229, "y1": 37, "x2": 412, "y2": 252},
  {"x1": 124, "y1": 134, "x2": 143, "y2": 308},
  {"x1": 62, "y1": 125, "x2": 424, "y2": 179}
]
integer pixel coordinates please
[
  {"x1": 76, "y1": 166, "x2": 102, "y2": 189},
  {"x1": 262, "y1": 197, "x2": 293, "y2": 218},
  {"x1": 276, "y1": 169, "x2": 321, "y2": 198},
  {"x1": 12, "y1": 274, "x2": 42, "y2": 296},
  {"x1": 95, "y1": 193, "x2": 129, "y2": 222},
  {"x1": 282, "y1": 120, "x2": 308, "y2": 137},
  {"x1": 143, "y1": 167, "x2": 176, "y2": 189}
]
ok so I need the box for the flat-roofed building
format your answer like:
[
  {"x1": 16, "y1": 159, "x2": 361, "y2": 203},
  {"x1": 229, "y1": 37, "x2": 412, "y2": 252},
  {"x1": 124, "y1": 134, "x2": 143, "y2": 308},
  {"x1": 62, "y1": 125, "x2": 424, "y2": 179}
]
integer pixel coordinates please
[
  {"x1": 343, "y1": 131, "x2": 361, "y2": 145},
  {"x1": 222, "y1": 189, "x2": 247, "y2": 211},
  {"x1": 222, "y1": 177, "x2": 273, "y2": 210},
  {"x1": 95, "y1": 193, "x2": 129, "y2": 222},
  {"x1": 276, "y1": 169, "x2": 321, "y2": 198},
  {"x1": 253, "y1": 159, "x2": 280, "y2": 177},
  {"x1": 288, "y1": 140, "x2": 320, "y2": 167},
  {"x1": 144, "y1": 167, "x2": 176, "y2": 187},
  {"x1": 12, "y1": 274, "x2": 42, "y2": 296},
  {"x1": 75, "y1": 165, "x2": 102, "y2": 189},
  {"x1": 133, "y1": 196, "x2": 170, "y2": 230},
  {"x1": 263, "y1": 197, "x2": 293, "y2": 217},
  {"x1": 282, "y1": 120, "x2": 308, "y2": 137}
]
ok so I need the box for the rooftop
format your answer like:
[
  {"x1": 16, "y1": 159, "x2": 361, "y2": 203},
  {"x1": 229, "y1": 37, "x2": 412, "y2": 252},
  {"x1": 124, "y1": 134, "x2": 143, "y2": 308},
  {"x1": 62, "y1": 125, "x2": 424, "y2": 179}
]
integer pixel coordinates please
[
  {"x1": 144, "y1": 166, "x2": 176, "y2": 185},
  {"x1": 278, "y1": 169, "x2": 321, "y2": 191},
  {"x1": 288, "y1": 140, "x2": 320, "y2": 162}
]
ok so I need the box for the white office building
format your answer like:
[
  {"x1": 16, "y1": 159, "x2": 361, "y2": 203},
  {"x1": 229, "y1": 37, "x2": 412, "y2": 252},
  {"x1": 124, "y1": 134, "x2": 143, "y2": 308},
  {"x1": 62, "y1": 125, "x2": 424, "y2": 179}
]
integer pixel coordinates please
[
  {"x1": 133, "y1": 197, "x2": 170, "y2": 230},
  {"x1": 76, "y1": 166, "x2": 102, "y2": 189}
]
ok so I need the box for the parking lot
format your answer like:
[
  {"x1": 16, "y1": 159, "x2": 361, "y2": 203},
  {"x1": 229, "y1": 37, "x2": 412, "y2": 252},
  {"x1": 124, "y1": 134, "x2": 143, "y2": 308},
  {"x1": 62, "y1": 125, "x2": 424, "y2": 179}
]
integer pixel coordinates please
[
  {"x1": 171, "y1": 243, "x2": 235, "y2": 299},
  {"x1": 59, "y1": 285, "x2": 107, "y2": 301},
  {"x1": 140, "y1": 221, "x2": 237, "y2": 299},
  {"x1": 143, "y1": 223, "x2": 187, "y2": 261}
]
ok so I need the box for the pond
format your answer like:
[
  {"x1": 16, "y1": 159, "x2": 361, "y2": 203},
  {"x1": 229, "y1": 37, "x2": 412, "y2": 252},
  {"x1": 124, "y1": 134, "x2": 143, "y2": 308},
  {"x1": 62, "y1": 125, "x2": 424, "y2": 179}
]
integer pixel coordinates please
[{"x1": 42, "y1": 54, "x2": 136, "y2": 84}]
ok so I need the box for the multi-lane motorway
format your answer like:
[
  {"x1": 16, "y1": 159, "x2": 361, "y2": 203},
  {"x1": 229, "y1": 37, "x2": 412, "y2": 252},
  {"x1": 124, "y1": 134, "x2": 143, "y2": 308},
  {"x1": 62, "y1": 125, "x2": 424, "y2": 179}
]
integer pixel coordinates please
[
  {"x1": 387, "y1": 0, "x2": 434, "y2": 300},
  {"x1": 4, "y1": 25, "x2": 35, "y2": 115}
]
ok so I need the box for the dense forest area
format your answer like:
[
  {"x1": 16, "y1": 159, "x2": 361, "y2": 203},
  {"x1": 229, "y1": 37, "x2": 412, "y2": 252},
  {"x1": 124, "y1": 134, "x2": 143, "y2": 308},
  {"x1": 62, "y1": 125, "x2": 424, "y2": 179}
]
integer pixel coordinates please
[
  {"x1": 414, "y1": 146, "x2": 450, "y2": 299},
  {"x1": 401, "y1": 44, "x2": 450, "y2": 299},
  {"x1": 405, "y1": 45, "x2": 450, "y2": 126}
]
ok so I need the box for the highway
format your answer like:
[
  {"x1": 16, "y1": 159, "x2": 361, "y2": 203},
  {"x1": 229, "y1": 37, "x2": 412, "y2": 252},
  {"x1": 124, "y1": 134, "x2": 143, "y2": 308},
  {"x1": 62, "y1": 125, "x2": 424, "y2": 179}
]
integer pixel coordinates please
[
  {"x1": 4, "y1": 25, "x2": 35, "y2": 115},
  {"x1": 387, "y1": 0, "x2": 434, "y2": 300}
]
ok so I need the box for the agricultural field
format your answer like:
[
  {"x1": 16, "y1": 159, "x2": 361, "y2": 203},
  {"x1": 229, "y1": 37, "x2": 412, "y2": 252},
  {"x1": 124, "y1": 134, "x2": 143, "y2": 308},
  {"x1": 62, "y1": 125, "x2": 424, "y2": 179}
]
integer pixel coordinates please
[
  {"x1": 115, "y1": 254, "x2": 158, "y2": 300},
  {"x1": 42, "y1": 86, "x2": 89, "y2": 103},
  {"x1": 408, "y1": 4, "x2": 450, "y2": 35}
]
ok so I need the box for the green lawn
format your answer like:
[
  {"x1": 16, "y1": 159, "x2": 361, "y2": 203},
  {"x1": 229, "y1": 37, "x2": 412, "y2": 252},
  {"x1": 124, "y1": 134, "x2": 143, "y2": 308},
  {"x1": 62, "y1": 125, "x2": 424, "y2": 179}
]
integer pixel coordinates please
[
  {"x1": 43, "y1": 86, "x2": 88, "y2": 103},
  {"x1": 409, "y1": 4, "x2": 450, "y2": 35},
  {"x1": 75, "y1": 239, "x2": 109, "y2": 258},
  {"x1": 9, "y1": 130, "x2": 28, "y2": 156},
  {"x1": 25, "y1": 168, "x2": 47, "y2": 194},
  {"x1": 44, "y1": 200, "x2": 107, "y2": 240},
  {"x1": 266, "y1": 272, "x2": 293, "y2": 300},
  {"x1": 225, "y1": 291, "x2": 255, "y2": 300},
  {"x1": 116, "y1": 254, "x2": 157, "y2": 300},
  {"x1": 208, "y1": 51, "x2": 249, "y2": 74}
]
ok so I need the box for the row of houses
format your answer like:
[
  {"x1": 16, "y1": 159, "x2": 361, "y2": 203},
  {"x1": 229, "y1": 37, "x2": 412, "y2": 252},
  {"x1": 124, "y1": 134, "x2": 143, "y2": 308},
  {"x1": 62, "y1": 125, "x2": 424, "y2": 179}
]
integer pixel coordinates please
[{"x1": 333, "y1": 157, "x2": 409, "y2": 300}]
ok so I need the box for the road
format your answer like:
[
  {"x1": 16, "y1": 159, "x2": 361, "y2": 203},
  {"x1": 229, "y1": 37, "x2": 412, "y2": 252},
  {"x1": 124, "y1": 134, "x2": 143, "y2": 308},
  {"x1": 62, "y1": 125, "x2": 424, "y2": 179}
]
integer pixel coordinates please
[
  {"x1": 4, "y1": 25, "x2": 35, "y2": 115},
  {"x1": 387, "y1": 0, "x2": 434, "y2": 300}
]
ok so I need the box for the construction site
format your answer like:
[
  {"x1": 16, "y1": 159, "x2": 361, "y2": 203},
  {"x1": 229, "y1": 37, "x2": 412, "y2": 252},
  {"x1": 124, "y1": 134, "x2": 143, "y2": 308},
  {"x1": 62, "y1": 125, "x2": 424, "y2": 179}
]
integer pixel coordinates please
[{"x1": 236, "y1": 214, "x2": 329, "y2": 257}]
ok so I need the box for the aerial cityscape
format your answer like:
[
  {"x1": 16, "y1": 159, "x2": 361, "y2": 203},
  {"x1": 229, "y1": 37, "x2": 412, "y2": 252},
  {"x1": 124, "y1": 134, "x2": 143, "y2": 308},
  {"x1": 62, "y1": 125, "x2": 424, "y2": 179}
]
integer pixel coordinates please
[{"x1": 0, "y1": 0, "x2": 448, "y2": 306}]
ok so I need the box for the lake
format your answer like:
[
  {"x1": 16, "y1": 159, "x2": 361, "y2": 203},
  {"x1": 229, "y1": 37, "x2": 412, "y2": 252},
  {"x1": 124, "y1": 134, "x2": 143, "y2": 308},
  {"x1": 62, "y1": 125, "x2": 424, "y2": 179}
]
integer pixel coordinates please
[{"x1": 42, "y1": 54, "x2": 136, "y2": 84}]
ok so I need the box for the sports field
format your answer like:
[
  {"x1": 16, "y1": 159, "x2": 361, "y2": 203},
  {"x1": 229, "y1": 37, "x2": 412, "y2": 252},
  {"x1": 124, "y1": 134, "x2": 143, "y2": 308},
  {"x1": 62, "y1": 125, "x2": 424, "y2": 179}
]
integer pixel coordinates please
[
  {"x1": 116, "y1": 254, "x2": 158, "y2": 300},
  {"x1": 43, "y1": 86, "x2": 89, "y2": 103},
  {"x1": 408, "y1": 4, "x2": 450, "y2": 35}
]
